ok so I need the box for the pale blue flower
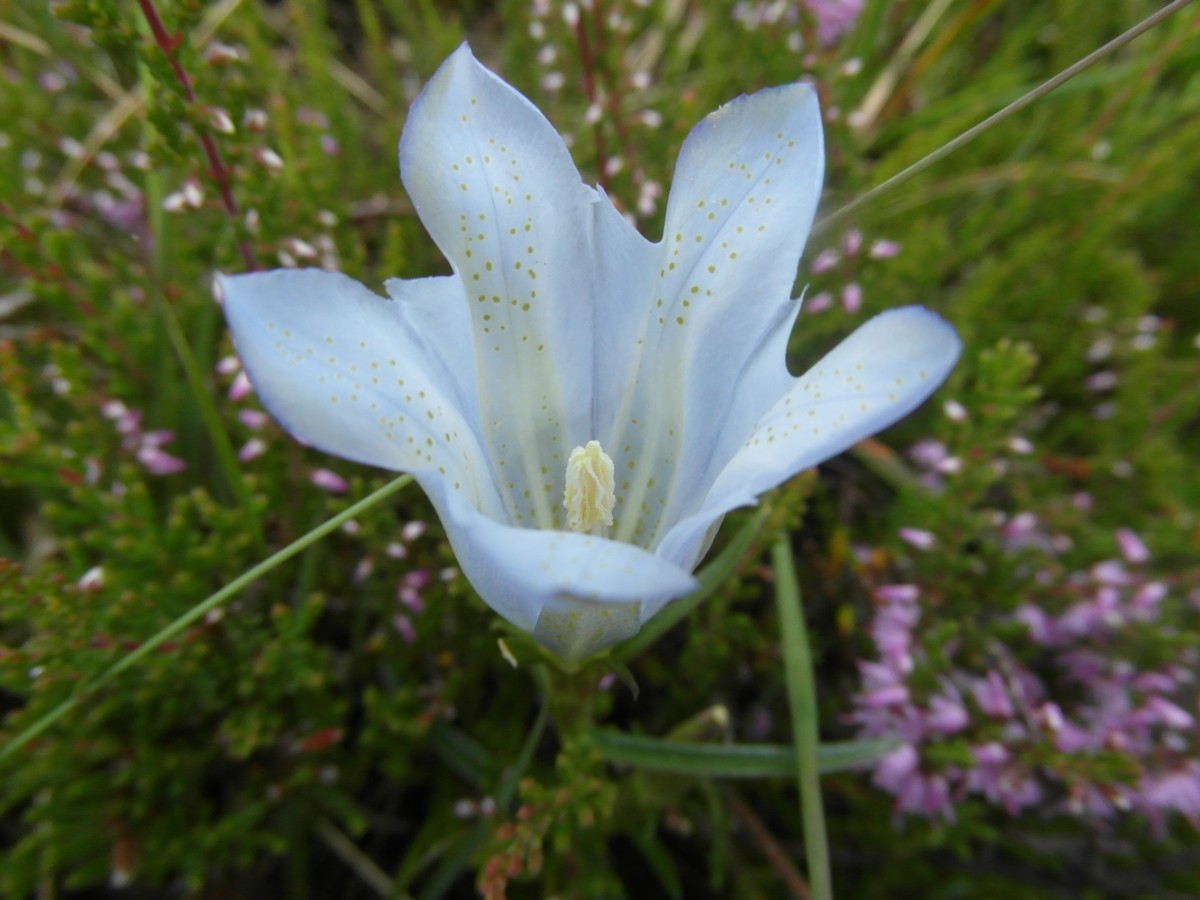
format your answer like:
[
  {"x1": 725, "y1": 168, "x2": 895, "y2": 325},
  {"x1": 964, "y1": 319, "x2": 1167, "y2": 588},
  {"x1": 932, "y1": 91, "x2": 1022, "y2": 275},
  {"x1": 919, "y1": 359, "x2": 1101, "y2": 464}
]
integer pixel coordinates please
[{"x1": 219, "y1": 46, "x2": 960, "y2": 663}]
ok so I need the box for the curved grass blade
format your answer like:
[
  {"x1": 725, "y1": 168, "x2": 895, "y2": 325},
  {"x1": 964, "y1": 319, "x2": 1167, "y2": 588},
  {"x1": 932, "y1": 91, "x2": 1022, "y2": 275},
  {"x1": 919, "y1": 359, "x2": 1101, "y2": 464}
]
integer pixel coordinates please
[{"x1": 589, "y1": 730, "x2": 898, "y2": 779}]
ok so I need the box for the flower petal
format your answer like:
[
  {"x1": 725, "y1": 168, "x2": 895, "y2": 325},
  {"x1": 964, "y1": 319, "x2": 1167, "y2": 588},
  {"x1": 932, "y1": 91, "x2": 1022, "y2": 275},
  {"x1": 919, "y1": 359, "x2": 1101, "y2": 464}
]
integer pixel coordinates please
[
  {"x1": 419, "y1": 475, "x2": 697, "y2": 663},
  {"x1": 657, "y1": 307, "x2": 962, "y2": 567},
  {"x1": 400, "y1": 45, "x2": 603, "y2": 530},
  {"x1": 606, "y1": 83, "x2": 824, "y2": 549},
  {"x1": 219, "y1": 268, "x2": 505, "y2": 518}
]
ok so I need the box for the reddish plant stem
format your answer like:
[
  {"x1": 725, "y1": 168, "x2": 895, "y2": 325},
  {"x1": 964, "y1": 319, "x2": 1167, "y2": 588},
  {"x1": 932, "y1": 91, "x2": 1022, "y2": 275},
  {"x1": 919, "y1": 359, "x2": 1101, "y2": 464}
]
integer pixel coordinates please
[{"x1": 135, "y1": 0, "x2": 258, "y2": 270}]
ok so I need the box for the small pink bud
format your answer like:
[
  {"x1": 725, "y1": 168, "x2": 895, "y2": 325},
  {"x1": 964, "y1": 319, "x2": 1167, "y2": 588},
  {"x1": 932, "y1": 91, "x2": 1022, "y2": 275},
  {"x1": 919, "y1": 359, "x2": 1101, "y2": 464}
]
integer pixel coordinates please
[
  {"x1": 238, "y1": 438, "x2": 267, "y2": 462},
  {"x1": 841, "y1": 282, "x2": 862, "y2": 313},
  {"x1": 804, "y1": 291, "x2": 832, "y2": 315},
  {"x1": 207, "y1": 107, "x2": 236, "y2": 135},
  {"x1": 810, "y1": 248, "x2": 840, "y2": 273},
  {"x1": 942, "y1": 399, "x2": 967, "y2": 421},
  {"x1": 228, "y1": 371, "x2": 253, "y2": 401},
  {"x1": 1115, "y1": 528, "x2": 1149, "y2": 565},
  {"x1": 78, "y1": 566, "x2": 104, "y2": 590},
  {"x1": 898, "y1": 527, "x2": 936, "y2": 550},
  {"x1": 310, "y1": 468, "x2": 348, "y2": 493},
  {"x1": 253, "y1": 147, "x2": 285, "y2": 170}
]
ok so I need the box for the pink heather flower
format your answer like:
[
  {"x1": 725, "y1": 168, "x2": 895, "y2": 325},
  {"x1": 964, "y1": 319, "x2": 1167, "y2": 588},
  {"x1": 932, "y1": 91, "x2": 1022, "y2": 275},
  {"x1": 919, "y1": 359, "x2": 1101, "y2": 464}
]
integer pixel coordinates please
[
  {"x1": 942, "y1": 399, "x2": 967, "y2": 421},
  {"x1": 238, "y1": 438, "x2": 267, "y2": 462},
  {"x1": 925, "y1": 693, "x2": 969, "y2": 734},
  {"x1": 842, "y1": 229, "x2": 862, "y2": 256},
  {"x1": 399, "y1": 570, "x2": 432, "y2": 612},
  {"x1": 310, "y1": 468, "x2": 349, "y2": 493},
  {"x1": 1115, "y1": 528, "x2": 1150, "y2": 565},
  {"x1": 973, "y1": 671, "x2": 1015, "y2": 719},
  {"x1": 876, "y1": 583, "x2": 919, "y2": 603},
  {"x1": 841, "y1": 282, "x2": 862, "y2": 313},
  {"x1": 393, "y1": 614, "x2": 417, "y2": 644},
  {"x1": 803, "y1": 290, "x2": 833, "y2": 314},
  {"x1": 228, "y1": 370, "x2": 253, "y2": 401},
  {"x1": 238, "y1": 409, "x2": 271, "y2": 430},
  {"x1": 1130, "y1": 581, "x2": 1167, "y2": 619},
  {"x1": 137, "y1": 444, "x2": 187, "y2": 475},
  {"x1": 873, "y1": 743, "x2": 919, "y2": 793},
  {"x1": 810, "y1": 247, "x2": 840, "y2": 273},
  {"x1": 868, "y1": 239, "x2": 900, "y2": 259},
  {"x1": 1007, "y1": 436, "x2": 1034, "y2": 455},
  {"x1": 77, "y1": 566, "x2": 104, "y2": 590},
  {"x1": 1016, "y1": 604, "x2": 1062, "y2": 646},
  {"x1": 401, "y1": 520, "x2": 427, "y2": 542},
  {"x1": 1139, "y1": 764, "x2": 1200, "y2": 828},
  {"x1": 253, "y1": 147, "x2": 285, "y2": 170},
  {"x1": 216, "y1": 355, "x2": 241, "y2": 376},
  {"x1": 1003, "y1": 511, "x2": 1039, "y2": 541},
  {"x1": 1139, "y1": 696, "x2": 1194, "y2": 730},
  {"x1": 898, "y1": 771, "x2": 955, "y2": 821},
  {"x1": 805, "y1": 0, "x2": 865, "y2": 45},
  {"x1": 353, "y1": 556, "x2": 374, "y2": 583},
  {"x1": 898, "y1": 527, "x2": 936, "y2": 550},
  {"x1": 908, "y1": 439, "x2": 948, "y2": 470}
]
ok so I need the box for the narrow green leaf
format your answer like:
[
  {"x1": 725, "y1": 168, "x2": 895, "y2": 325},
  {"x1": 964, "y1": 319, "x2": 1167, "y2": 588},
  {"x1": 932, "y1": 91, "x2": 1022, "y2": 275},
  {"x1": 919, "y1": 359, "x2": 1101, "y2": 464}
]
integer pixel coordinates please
[
  {"x1": 589, "y1": 730, "x2": 897, "y2": 779},
  {"x1": 773, "y1": 536, "x2": 832, "y2": 900}
]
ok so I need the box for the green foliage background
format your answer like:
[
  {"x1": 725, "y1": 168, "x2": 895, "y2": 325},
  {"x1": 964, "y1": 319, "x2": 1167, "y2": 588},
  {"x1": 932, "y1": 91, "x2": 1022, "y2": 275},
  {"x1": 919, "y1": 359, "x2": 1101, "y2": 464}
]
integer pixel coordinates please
[{"x1": 1, "y1": 0, "x2": 1198, "y2": 896}]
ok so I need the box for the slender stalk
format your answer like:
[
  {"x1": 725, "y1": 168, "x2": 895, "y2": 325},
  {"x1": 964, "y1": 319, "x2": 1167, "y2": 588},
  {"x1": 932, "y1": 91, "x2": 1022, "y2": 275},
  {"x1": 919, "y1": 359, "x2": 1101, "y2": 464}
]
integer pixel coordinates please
[
  {"x1": 0, "y1": 475, "x2": 413, "y2": 765},
  {"x1": 815, "y1": 0, "x2": 1194, "y2": 235},
  {"x1": 135, "y1": 0, "x2": 257, "y2": 270},
  {"x1": 772, "y1": 537, "x2": 832, "y2": 900},
  {"x1": 133, "y1": 16, "x2": 264, "y2": 549}
]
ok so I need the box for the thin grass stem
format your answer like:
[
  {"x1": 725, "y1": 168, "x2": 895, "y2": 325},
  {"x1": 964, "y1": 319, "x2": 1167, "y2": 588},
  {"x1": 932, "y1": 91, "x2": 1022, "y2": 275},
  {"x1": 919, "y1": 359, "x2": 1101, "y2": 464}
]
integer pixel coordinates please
[{"x1": 815, "y1": 0, "x2": 1194, "y2": 235}]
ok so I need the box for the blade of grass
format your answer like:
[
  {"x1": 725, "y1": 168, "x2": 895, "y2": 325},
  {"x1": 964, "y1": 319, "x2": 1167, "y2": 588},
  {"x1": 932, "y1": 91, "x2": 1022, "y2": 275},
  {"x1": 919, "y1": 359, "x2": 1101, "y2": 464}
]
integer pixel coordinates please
[
  {"x1": 0, "y1": 474, "x2": 413, "y2": 765},
  {"x1": 772, "y1": 536, "x2": 832, "y2": 900},
  {"x1": 815, "y1": 0, "x2": 1194, "y2": 235}
]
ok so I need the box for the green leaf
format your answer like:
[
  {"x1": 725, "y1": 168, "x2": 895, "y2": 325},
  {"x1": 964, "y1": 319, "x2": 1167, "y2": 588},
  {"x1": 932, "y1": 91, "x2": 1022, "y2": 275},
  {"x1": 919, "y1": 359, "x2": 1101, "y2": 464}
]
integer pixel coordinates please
[{"x1": 588, "y1": 730, "x2": 898, "y2": 779}]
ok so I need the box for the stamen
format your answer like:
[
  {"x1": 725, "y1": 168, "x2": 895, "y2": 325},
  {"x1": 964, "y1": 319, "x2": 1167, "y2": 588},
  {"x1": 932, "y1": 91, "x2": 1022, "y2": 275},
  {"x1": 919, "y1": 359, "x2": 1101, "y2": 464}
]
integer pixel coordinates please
[{"x1": 563, "y1": 441, "x2": 615, "y2": 534}]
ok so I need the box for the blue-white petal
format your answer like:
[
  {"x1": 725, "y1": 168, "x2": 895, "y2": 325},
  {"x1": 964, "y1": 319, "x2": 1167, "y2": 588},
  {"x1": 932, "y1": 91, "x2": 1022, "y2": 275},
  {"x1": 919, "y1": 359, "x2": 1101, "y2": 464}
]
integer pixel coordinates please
[
  {"x1": 657, "y1": 307, "x2": 962, "y2": 567},
  {"x1": 605, "y1": 82, "x2": 824, "y2": 550},
  {"x1": 400, "y1": 45, "x2": 606, "y2": 531},
  {"x1": 419, "y1": 475, "x2": 697, "y2": 663},
  {"x1": 219, "y1": 268, "x2": 506, "y2": 519}
]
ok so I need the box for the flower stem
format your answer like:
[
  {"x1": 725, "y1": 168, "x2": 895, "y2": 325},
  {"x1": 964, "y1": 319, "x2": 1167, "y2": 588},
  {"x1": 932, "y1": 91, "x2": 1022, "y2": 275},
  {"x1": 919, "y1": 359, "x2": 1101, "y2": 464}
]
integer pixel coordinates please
[{"x1": 772, "y1": 536, "x2": 832, "y2": 900}]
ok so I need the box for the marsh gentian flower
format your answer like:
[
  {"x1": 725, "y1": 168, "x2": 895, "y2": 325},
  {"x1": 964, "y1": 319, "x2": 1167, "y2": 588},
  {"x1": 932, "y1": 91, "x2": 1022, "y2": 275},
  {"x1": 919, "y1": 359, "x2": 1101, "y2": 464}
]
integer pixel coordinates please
[{"x1": 219, "y1": 46, "x2": 960, "y2": 663}]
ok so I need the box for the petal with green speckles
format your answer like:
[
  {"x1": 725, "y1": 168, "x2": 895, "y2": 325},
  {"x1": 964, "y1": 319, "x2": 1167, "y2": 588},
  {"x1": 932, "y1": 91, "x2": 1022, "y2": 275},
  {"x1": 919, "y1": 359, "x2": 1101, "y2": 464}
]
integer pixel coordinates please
[{"x1": 656, "y1": 307, "x2": 962, "y2": 567}]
